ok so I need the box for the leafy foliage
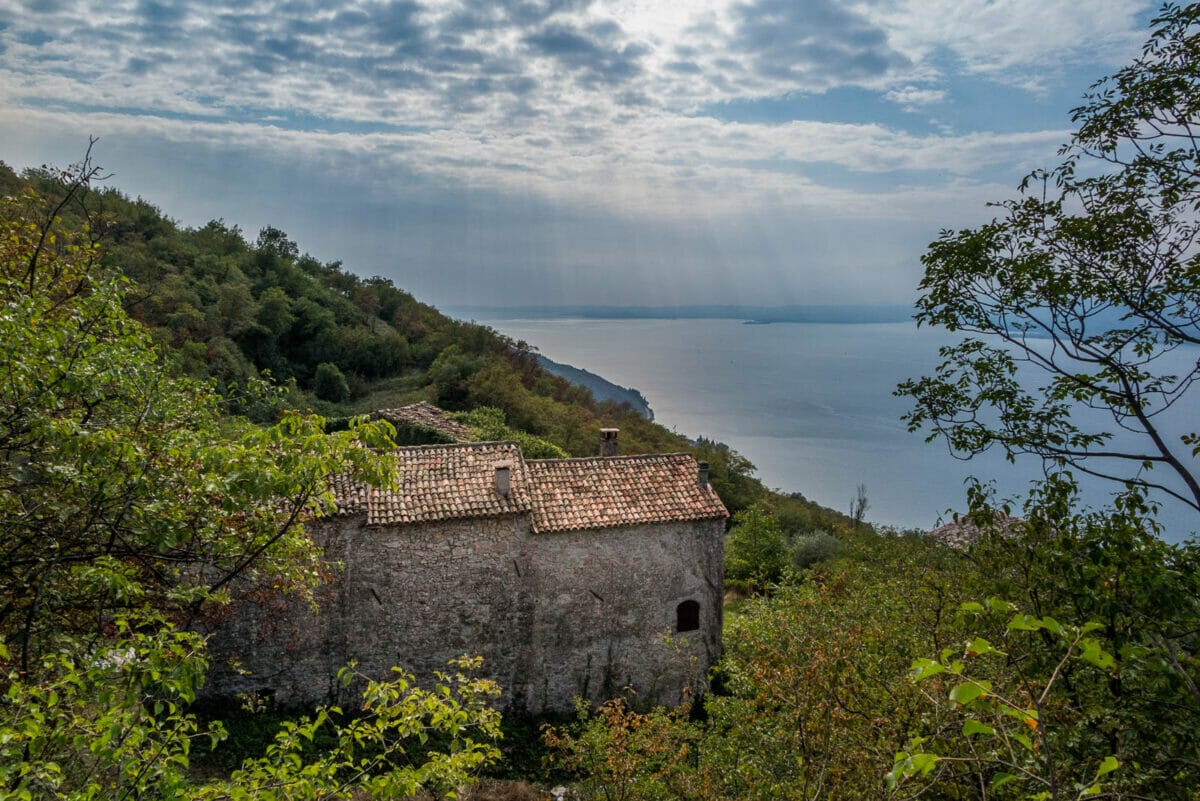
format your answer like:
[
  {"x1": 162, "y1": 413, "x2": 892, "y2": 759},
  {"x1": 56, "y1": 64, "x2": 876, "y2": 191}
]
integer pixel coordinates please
[
  {"x1": 886, "y1": 476, "x2": 1200, "y2": 800},
  {"x1": 0, "y1": 167, "x2": 396, "y2": 673},
  {"x1": 789, "y1": 530, "x2": 847, "y2": 571},
  {"x1": 197, "y1": 658, "x2": 502, "y2": 801},
  {"x1": 891, "y1": 600, "x2": 1120, "y2": 800},
  {"x1": 0, "y1": 623, "x2": 213, "y2": 801},
  {"x1": 897, "y1": 2, "x2": 1200, "y2": 517},
  {"x1": 723, "y1": 504, "x2": 789, "y2": 588},
  {"x1": 450, "y1": 407, "x2": 569, "y2": 459},
  {"x1": 541, "y1": 698, "x2": 700, "y2": 801},
  {"x1": 0, "y1": 631, "x2": 501, "y2": 801},
  {"x1": 725, "y1": 504, "x2": 854, "y2": 592},
  {"x1": 313, "y1": 361, "x2": 350, "y2": 402}
]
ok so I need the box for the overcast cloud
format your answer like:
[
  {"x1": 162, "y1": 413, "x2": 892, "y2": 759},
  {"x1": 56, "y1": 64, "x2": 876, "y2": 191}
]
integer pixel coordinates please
[{"x1": 0, "y1": 0, "x2": 1152, "y2": 306}]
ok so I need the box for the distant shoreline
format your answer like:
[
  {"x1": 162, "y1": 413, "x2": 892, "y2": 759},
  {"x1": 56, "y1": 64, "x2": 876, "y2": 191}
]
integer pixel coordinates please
[{"x1": 447, "y1": 304, "x2": 916, "y2": 325}]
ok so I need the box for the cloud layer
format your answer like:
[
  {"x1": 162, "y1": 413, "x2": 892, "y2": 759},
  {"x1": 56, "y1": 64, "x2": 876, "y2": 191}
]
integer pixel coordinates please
[{"x1": 0, "y1": 0, "x2": 1152, "y2": 305}]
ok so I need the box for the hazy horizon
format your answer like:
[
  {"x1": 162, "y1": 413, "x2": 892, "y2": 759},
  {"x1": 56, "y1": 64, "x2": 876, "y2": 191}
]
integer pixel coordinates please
[
  {"x1": 472, "y1": 315, "x2": 1200, "y2": 542},
  {"x1": 446, "y1": 302, "x2": 916, "y2": 322}
]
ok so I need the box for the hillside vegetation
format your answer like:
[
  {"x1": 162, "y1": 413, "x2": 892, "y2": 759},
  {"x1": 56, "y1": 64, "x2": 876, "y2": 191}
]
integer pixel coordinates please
[{"x1": 0, "y1": 159, "x2": 858, "y2": 538}]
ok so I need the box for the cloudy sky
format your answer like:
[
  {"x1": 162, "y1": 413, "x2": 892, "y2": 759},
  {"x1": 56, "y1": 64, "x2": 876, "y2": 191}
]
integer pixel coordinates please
[{"x1": 0, "y1": 0, "x2": 1155, "y2": 307}]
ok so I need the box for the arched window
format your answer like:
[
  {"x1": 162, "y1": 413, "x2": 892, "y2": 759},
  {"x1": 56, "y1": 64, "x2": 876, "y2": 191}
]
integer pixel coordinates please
[{"x1": 675, "y1": 600, "x2": 700, "y2": 633}]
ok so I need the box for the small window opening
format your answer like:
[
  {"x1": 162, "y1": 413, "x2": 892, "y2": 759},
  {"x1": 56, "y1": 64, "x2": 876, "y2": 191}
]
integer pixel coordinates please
[{"x1": 675, "y1": 600, "x2": 700, "y2": 633}]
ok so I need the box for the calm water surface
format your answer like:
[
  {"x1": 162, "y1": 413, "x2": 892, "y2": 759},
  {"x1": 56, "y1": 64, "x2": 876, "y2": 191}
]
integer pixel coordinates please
[{"x1": 469, "y1": 317, "x2": 1198, "y2": 541}]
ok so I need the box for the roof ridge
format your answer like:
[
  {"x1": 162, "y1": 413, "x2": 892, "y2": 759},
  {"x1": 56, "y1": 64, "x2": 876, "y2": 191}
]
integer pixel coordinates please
[
  {"x1": 526, "y1": 452, "x2": 695, "y2": 465},
  {"x1": 392, "y1": 440, "x2": 523, "y2": 453}
]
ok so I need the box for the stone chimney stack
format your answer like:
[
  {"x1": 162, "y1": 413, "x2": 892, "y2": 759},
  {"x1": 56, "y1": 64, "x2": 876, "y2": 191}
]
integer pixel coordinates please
[
  {"x1": 493, "y1": 461, "x2": 512, "y2": 497},
  {"x1": 697, "y1": 461, "x2": 710, "y2": 489},
  {"x1": 599, "y1": 428, "x2": 619, "y2": 457}
]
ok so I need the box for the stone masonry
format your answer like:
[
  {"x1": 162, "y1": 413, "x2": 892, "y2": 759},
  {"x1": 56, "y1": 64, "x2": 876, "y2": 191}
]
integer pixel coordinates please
[{"x1": 203, "y1": 435, "x2": 728, "y2": 714}]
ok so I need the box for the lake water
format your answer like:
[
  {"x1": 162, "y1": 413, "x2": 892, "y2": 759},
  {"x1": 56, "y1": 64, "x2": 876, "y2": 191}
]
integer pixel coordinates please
[{"x1": 463, "y1": 316, "x2": 1199, "y2": 542}]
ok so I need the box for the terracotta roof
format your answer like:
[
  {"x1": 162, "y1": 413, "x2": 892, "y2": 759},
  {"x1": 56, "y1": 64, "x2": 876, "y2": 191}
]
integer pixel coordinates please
[
  {"x1": 525, "y1": 454, "x2": 728, "y2": 533},
  {"x1": 329, "y1": 442, "x2": 531, "y2": 526},
  {"x1": 327, "y1": 445, "x2": 728, "y2": 533},
  {"x1": 372, "y1": 402, "x2": 471, "y2": 443},
  {"x1": 326, "y1": 471, "x2": 371, "y2": 517}
]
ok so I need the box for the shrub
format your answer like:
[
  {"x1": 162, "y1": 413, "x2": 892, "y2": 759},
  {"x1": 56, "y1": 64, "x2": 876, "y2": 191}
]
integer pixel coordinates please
[
  {"x1": 314, "y1": 361, "x2": 350, "y2": 401},
  {"x1": 790, "y1": 531, "x2": 846, "y2": 571}
]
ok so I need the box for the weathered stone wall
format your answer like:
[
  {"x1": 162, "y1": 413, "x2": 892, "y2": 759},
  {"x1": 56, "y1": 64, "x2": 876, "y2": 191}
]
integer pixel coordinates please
[
  {"x1": 203, "y1": 514, "x2": 725, "y2": 714},
  {"x1": 514, "y1": 519, "x2": 725, "y2": 711}
]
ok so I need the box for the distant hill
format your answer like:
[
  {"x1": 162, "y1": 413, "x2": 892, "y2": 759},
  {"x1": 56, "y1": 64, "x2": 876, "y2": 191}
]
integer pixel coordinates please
[
  {"x1": 449, "y1": 304, "x2": 915, "y2": 324},
  {"x1": 534, "y1": 353, "x2": 653, "y2": 420}
]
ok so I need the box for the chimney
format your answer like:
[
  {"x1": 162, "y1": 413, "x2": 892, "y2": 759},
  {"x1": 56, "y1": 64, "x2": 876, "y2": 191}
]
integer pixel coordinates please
[
  {"x1": 493, "y1": 461, "x2": 512, "y2": 497},
  {"x1": 599, "y1": 428, "x2": 619, "y2": 457},
  {"x1": 697, "y1": 461, "x2": 710, "y2": 489}
]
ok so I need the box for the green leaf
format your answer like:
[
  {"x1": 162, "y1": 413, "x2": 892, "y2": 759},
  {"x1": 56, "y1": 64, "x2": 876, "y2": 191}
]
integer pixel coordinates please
[
  {"x1": 911, "y1": 658, "x2": 946, "y2": 681},
  {"x1": 962, "y1": 720, "x2": 996, "y2": 737},
  {"x1": 986, "y1": 597, "x2": 1013, "y2": 614},
  {"x1": 911, "y1": 752, "x2": 938, "y2": 776},
  {"x1": 991, "y1": 772, "x2": 1019, "y2": 789},
  {"x1": 964, "y1": 637, "x2": 997, "y2": 657},
  {"x1": 1096, "y1": 755, "x2": 1119, "y2": 778},
  {"x1": 949, "y1": 681, "x2": 990, "y2": 704},
  {"x1": 1079, "y1": 640, "x2": 1116, "y2": 670},
  {"x1": 1007, "y1": 613, "x2": 1042, "y2": 632}
]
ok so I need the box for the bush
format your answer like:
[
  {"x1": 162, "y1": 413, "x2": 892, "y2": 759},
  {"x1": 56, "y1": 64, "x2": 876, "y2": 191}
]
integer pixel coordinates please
[
  {"x1": 314, "y1": 361, "x2": 350, "y2": 402},
  {"x1": 790, "y1": 531, "x2": 845, "y2": 571},
  {"x1": 451, "y1": 406, "x2": 569, "y2": 459}
]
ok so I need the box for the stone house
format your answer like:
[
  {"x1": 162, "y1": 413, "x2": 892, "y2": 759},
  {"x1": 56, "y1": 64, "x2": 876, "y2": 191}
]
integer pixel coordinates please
[{"x1": 204, "y1": 429, "x2": 728, "y2": 714}]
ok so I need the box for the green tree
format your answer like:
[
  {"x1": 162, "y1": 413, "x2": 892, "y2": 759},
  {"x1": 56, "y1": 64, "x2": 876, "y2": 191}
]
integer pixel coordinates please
[
  {"x1": 0, "y1": 152, "x2": 395, "y2": 672},
  {"x1": 428, "y1": 344, "x2": 480, "y2": 408},
  {"x1": 254, "y1": 225, "x2": 299, "y2": 260},
  {"x1": 255, "y1": 285, "x2": 295, "y2": 336},
  {"x1": 724, "y1": 504, "x2": 788, "y2": 588},
  {"x1": 790, "y1": 530, "x2": 846, "y2": 570},
  {"x1": 890, "y1": 10, "x2": 1200, "y2": 792},
  {"x1": 897, "y1": 3, "x2": 1200, "y2": 518}
]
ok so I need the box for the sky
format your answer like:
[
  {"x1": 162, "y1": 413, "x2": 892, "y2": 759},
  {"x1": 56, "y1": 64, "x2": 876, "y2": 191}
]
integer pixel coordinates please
[{"x1": 0, "y1": 0, "x2": 1158, "y2": 308}]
